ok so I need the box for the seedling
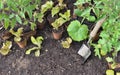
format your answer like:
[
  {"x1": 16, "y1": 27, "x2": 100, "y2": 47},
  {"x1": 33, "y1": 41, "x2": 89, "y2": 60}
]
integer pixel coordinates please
[
  {"x1": 26, "y1": 36, "x2": 44, "y2": 57},
  {"x1": 61, "y1": 37, "x2": 72, "y2": 48},
  {"x1": 51, "y1": 0, "x2": 66, "y2": 17},
  {"x1": 34, "y1": 1, "x2": 53, "y2": 23},
  {"x1": 51, "y1": 6, "x2": 61, "y2": 17},
  {"x1": 9, "y1": 27, "x2": 23, "y2": 42},
  {"x1": 67, "y1": 20, "x2": 88, "y2": 41},
  {"x1": 0, "y1": 41, "x2": 12, "y2": 55},
  {"x1": 106, "y1": 69, "x2": 114, "y2": 75},
  {"x1": 41, "y1": 1, "x2": 53, "y2": 14},
  {"x1": 51, "y1": 10, "x2": 70, "y2": 30},
  {"x1": 74, "y1": 0, "x2": 96, "y2": 22},
  {"x1": 0, "y1": 0, "x2": 39, "y2": 29}
]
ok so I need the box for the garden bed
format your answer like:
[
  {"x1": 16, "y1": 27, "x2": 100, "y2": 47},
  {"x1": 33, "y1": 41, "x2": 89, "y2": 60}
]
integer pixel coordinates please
[{"x1": 0, "y1": 0, "x2": 120, "y2": 75}]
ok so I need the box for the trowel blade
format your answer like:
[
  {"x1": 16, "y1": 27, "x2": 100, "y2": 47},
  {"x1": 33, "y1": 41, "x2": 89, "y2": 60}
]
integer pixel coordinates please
[{"x1": 78, "y1": 44, "x2": 91, "y2": 61}]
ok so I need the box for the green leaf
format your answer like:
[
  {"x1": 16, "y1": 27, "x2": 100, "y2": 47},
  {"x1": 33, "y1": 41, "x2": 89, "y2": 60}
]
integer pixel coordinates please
[
  {"x1": 74, "y1": 9, "x2": 82, "y2": 17},
  {"x1": 106, "y1": 57, "x2": 114, "y2": 63},
  {"x1": 81, "y1": 8, "x2": 91, "y2": 17},
  {"x1": 10, "y1": 18, "x2": 16, "y2": 28},
  {"x1": 51, "y1": 17, "x2": 66, "y2": 30},
  {"x1": 26, "y1": 47, "x2": 38, "y2": 54},
  {"x1": 9, "y1": 13, "x2": 15, "y2": 19},
  {"x1": 0, "y1": 1, "x2": 3, "y2": 9},
  {"x1": 87, "y1": 16, "x2": 96, "y2": 22},
  {"x1": 67, "y1": 20, "x2": 88, "y2": 41},
  {"x1": 61, "y1": 37, "x2": 72, "y2": 48},
  {"x1": 106, "y1": 69, "x2": 114, "y2": 75},
  {"x1": 37, "y1": 13, "x2": 44, "y2": 23},
  {"x1": 0, "y1": 41, "x2": 12, "y2": 55},
  {"x1": 19, "y1": 11, "x2": 25, "y2": 18},
  {"x1": 36, "y1": 36, "x2": 44, "y2": 43},
  {"x1": 31, "y1": 36, "x2": 38, "y2": 45},
  {"x1": 9, "y1": 27, "x2": 23, "y2": 41},
  {"x1": 30, "y1": 22, "x2": 36, "y2": 30},
  {"x1": 41, "y1": 1, "x2": 53, "y2": 14},
  {"x1": 51, "y1": 6, "x2": 60, "y2": 17},
  {"x1": 4, "y1": 19, "x2": 10, "y2": 29},
  {"x1": 16, "y1": 15, "x2": 22, "y2": 24},
  {"x1": 59, "y1": 10, "x2": 70, "y2": 21}
]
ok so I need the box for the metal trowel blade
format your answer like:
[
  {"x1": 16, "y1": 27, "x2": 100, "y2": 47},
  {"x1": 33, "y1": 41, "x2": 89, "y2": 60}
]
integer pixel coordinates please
[{"x1": 78, "y1": 44, "x2": 91, "y2": 62}]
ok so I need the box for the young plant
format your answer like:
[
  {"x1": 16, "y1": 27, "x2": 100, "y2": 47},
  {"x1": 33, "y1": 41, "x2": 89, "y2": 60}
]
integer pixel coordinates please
[
  {"x1": 41, "y1": 1, "x2": 53, "y2": 14},
  {"x1": 106, "y1": 69, "x2": 114, "y2": 75},
  {"x1": 91, "y1": 0, "x2": 120, "y2": 70},
  {"x1": 74, "y1": 0, "x2": 104, "y2": 22},
  {"x1": 58, "y1": 0, "x2": 66, "y2": 7},
  {"x1": 0, "y1": 41, "x2": 12, "y2": 55},
  {"x1": 0, "y1": 0, "x2": 40, "y2": 30},
  {"x1": 51, "y1": 0, "x2": 66, "y2": 17},
  {"x1": 51, "y1": 6, "x2": 61, "y2": 17},
  {"x1": 34, "y1": 1, "x2": 53, "y2": 23},
  {"x1": 67, "y1": 20, "x2": 88, "y2": 41},
  {"x1": 61, "y1": 37, "x2": 72, "y2": 48},
  {"x1": 26, "y1": 36, "x2": 44, "y2": 57},
  {"x1": 51, "y1": 10, "x2": 70, "y2": 30},
  {"x1": 9, "y1": 27, "x2": 23, "y2": 42}
]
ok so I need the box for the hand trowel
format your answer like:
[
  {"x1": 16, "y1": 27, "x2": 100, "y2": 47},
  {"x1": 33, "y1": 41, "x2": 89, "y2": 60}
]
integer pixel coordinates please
[{"x1": 78, "y1": 17, "x2": 106, "y2": 64}]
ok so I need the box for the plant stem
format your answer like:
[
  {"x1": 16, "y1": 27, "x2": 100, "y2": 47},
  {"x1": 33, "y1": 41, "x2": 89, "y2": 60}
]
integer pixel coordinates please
[{"x1": 81, "y1": 17, "x2": 85, "y2": 24}]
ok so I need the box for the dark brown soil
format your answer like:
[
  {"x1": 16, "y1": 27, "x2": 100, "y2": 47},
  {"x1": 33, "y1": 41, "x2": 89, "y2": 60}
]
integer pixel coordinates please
[
  {"x1": 0, "y1": 24, "x2": 120, "y2": 75},
  {"x1": 0, "y1": 0, "x2": 120, "y2": 75}
]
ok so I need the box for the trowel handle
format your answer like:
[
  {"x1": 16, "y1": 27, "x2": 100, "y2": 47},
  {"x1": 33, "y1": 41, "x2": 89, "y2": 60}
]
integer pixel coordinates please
[{"x1": 90, "y1": 17, "x2": 106, "y2": 38}]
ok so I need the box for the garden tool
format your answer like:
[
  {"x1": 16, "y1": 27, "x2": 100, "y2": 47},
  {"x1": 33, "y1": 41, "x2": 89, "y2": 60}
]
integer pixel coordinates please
[{"x1": 78, "y1": 17, "x2": 106, "y2": 64}]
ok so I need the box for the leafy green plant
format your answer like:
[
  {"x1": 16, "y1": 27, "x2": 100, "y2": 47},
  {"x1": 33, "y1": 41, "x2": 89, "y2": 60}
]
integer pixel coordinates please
[
  {"x1": 61, "y1": 37, "x2": 72, "y2": 48},
  {"x1": 59, "y1": 10, "x2": 70, "y2": 21},
  {"x1": 0, "y1": 41, "x2": 12, "y2": 55},
  {"x1": 67, "y1": 20, "x2": 88, "y2": 41},
  {"x1": 74, "y1": 0, "x2": 106, "y2": 22},
  {"x1": 90, "y1": 0, "x2": 120, "y2": 70},
  {"x1": 0, "y1": 0, "x2": 40, "y2": 30},
  {"x1": 41, "y1": 1, "x2": 53, "y2": 14},
  {"x1": 51, "y1": 0, "x2": 66, "y2": 17},
  {"x1": 9, "y1": 27, "x2": 23, "y2": 42},
  {"x1": 74, "y1": 0, "x2": 96, "y2": 22},
  {"x1": 51, "y1": 6, "x2": 61, "y2": 17},
  {"x1": 34, "y1": 1, "x2": 53, "y2": 23},
  {"x1": 51, "y1": 10, "x2": 70, "y2": 30},
  {"x1": 26, "y1": 36, "x2": 44, "y2": 57}
]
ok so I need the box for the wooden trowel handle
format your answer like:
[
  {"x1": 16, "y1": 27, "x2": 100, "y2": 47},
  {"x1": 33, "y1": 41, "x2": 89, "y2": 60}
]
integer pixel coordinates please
[{"x1": 90, "y1": 17, "x2": 106, "y2": 38}]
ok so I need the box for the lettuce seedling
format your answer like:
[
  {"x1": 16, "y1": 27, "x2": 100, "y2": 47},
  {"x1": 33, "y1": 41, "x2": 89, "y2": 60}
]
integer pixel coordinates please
[
  {"x1": 26, "y1": 36, "x2": 44, "y2": 57},
  {"x1": 9, "y1": 27, "x2": 23, "y2": 42},
  {"x1": 59, "y1": 10, "x2": 70, "y2": 21},
  {"x1": 106, "y1": 69, "x2": 114, "y2": 75},
  {"x1": 0, "y1": 41, "x2": 12, "y2": 55},
  {"x1": 61, "y1": 37, "x2": 72, "y2": 48},
  {"x1": 41, "y1": 1, "x2": 53, "y2": 14},
  {"x1": 51, "y1": 10, "x2": 70, "y2": 30},
  {"x1": 51, "y1": 17, "x2": 66, "y2": 30},
  {"x1": 51, "y1": 6, "x2": 61, "y2": 17},
  {"x1": 34, "y1": 1, "x2": 53, "y2": 23},
  {"x1": 51, "y1": 0, "x2": 66, "y2": 17},
  {"x1": 67, "y1": 20, "x2": 88, "y2": 41}
]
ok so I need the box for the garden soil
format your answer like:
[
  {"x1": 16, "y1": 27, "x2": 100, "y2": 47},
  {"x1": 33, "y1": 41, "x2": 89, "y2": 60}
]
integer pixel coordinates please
[{"x1": 0, "y1": 0, "x2": 120, "y2": 75}]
